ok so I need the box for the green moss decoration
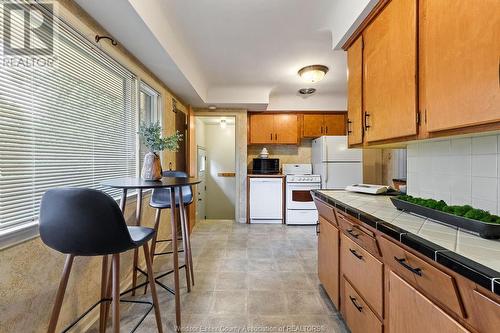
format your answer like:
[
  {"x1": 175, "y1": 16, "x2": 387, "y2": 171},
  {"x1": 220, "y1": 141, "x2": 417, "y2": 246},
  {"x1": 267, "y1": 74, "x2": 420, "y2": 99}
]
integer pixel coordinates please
[{"x1": 396, "y1": 195, "x2": 500, "y2": 225}]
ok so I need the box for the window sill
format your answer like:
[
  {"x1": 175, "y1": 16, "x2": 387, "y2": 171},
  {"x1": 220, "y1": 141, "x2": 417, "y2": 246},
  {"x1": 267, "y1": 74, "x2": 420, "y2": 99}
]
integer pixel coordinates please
[{"x1": 0, "y1": 221, "x2": 39, "y2": 251}]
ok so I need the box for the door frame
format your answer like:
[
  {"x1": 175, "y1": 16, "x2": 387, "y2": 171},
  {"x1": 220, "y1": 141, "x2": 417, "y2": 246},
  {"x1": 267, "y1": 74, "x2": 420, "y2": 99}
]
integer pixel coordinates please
[{"x1": 188, "y1": 109, "x2": 247, "y2": 223}]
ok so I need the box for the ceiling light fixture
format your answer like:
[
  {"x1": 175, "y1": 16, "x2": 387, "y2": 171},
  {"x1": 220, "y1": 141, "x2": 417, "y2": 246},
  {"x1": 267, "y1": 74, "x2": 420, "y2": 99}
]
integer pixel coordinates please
[
  {"x1": 208, "y1": 105, "x2": 217, "y2": 110},
  {"x1": 298, "y1": 88, "x2": 316, "y2": 95},
  {"x1": 298, "y1": 64, "x2": 329, "y2": 83},
  {"x1": 220, "y1": 119, "x2": 227, "y2": 128}
]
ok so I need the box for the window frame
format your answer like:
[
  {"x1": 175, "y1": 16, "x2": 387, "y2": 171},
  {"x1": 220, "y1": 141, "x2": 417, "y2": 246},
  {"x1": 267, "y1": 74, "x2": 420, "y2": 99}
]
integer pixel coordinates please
[{"x1": 0, "y1": 3, "x2": 144, "y2": 249}]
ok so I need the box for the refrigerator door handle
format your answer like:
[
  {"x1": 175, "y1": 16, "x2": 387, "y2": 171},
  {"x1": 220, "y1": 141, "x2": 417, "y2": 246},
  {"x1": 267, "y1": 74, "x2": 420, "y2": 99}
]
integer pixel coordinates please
[{"x1": 324, "y1": 143, "x2": 328, "y2": 183}]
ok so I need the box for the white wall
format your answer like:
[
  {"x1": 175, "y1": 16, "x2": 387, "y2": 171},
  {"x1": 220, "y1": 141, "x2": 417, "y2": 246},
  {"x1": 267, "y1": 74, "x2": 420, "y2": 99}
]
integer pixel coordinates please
[
  {"x1": 195, "y1": 117, "x2": 206, "y2": 147},
  {"x1": 267, "y1": 92, "x2": 347, "y2": 111},
  {"x1": 205, "y1": 123, "x2": 236, "y2": 219},
  {"x1": 329, "y1": 0, "x2": 379, "y2": 49},
  {"x1": 407, "y1": 135, "x2": 500, "y2": 215}
]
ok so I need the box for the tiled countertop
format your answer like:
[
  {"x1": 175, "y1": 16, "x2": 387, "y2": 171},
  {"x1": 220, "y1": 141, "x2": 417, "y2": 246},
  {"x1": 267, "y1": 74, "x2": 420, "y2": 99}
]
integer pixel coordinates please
[{"x1": 312, "y1": 190, "x2": 500, "y2": 295}]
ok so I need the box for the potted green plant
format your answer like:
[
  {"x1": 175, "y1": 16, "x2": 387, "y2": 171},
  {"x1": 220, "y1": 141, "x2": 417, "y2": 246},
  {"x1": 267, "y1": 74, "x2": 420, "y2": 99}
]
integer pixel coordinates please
[{"x1": 138, "y1": 122, "x2": 182, "y2": 181}]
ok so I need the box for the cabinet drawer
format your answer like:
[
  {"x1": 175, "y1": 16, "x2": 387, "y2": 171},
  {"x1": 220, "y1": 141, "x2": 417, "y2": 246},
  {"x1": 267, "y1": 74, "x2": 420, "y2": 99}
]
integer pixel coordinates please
[
  {"x1": 379, "y1": 236, "x2": 465, "y2": 317},
  {"x1": 466, "y1": 288, "x2": 500, "y2": 333},
  {"x1": 340, "y1": 233, "x2": 383, "y2": 316},
  {"x1": 314, "y1": 199, "x2": 337, "y2": 225},
  {"x1": 336, "y1": 210, "x2": 380, "y2": 257},
  {"x1": 343, "y1": 278, "x2": 382, "y2": 333}
]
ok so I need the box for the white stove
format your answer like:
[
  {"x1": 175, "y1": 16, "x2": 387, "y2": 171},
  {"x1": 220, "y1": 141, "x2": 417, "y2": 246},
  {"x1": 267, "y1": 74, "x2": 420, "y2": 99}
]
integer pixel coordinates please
[{"x1": 283, "y1": 164, "x2": 321, "y2": 225}]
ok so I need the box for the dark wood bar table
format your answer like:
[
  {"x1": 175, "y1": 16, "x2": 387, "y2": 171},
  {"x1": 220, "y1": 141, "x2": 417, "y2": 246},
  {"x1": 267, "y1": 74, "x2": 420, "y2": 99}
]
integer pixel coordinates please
[{"x1": 101, "y1": 176, "x2": 201, "y2": 330}]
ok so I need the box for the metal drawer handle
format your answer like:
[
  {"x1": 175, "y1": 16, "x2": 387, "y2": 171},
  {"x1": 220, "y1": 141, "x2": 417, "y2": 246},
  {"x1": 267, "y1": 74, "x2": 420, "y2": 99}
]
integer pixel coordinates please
[
  {"x1": 349, "y1": 248, "x2": 363, "y2": 260},
  {"x1": 347, "y1": 120, "x2": 352, "y2": 134},
  {"x1": 346, "y1": 228, "x2": 360, "y2": 239},
  {"x1": 316, "y1": 222, "x2": 320, "y2": 235},
  {"x1": 394, "y1": 257, "x2": 422, "y2": 276},
  {"x1": 349, "y1": 296, "x2": 363, "y2": 312}
]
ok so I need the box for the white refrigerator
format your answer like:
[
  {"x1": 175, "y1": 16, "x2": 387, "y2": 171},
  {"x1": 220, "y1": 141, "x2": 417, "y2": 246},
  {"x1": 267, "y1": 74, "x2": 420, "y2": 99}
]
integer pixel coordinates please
[{"x1": 312, "y1": 136, "x2": 363, "y2": 189}]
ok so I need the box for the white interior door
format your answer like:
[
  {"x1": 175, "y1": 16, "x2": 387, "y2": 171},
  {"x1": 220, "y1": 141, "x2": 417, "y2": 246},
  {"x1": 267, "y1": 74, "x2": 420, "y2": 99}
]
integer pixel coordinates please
[{"x1": 196, "y1": 147, "x2": 206, "y2": 221}]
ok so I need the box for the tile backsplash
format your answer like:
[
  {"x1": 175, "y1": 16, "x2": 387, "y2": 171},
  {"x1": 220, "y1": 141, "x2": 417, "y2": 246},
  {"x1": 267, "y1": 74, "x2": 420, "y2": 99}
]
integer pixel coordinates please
[{"x1": 407, "y1": 135, "x2": 500, "y2": 215}]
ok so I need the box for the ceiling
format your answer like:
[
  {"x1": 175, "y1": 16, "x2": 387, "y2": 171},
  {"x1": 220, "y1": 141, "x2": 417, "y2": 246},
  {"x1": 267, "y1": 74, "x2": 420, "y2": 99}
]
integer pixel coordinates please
[{"x1": 75, "y1": 0, "x2": 376, "y2": 110}]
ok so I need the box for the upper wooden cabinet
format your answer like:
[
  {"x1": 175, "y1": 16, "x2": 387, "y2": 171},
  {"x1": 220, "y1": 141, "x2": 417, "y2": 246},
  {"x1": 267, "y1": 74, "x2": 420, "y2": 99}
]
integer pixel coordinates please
[
  {"x1": 347, "y1": 37, "x2": 363, "y2": 146},
  {"x1": 249, "y1": 114, "x2": 275, "y2": 144},
  {"x1": 363, "y1": 0, "x2": 417, "y2": 143},
  {"x1": 248, "y1": 113, "x2": 298, "y2": 144},
  {"x1": 274, "y1": 114, "x2": 298, "y2": 144},
  {"x1": 421, "y1": 0, "x2": 500, "y2": 133},
  {"x1": 303, "y1": 113, "x2": 346, "y2": 138}
]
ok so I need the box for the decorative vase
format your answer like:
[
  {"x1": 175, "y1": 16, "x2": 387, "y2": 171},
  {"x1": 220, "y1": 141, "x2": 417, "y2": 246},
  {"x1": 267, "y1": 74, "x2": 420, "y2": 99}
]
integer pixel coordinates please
[{"x1": 142, "y1": 151, "x2": 162, "y2": 181}]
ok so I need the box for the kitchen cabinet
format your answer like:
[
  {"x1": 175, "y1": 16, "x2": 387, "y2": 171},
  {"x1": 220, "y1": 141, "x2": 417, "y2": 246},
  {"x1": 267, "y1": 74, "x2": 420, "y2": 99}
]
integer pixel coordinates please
[
  {"x1": 340, "y1": 233, "x2": 383, "y2": 317},
  {"x1": 274, "y1": 114, "x2": 298, "y2": 144},
  {"x1": 303, "y1": 114, "x2": 346, "y2": 138},
  {"x1": 248, "y1": 114, "x2": 298, "y2": 144},
  {"x1": 421, "y1": 0, "x2": 500, "y2": 133},
  {"x1": 363, "y1": 0, "x2": 417, "y2": 143},
  {"x1": 388, "y1": 271, "x2": 469, "y2": 333},
  {"x1": 347, "y1": 36, "x2": 363, "y2": 146},
  {"x1": 343, "y1": 278, "x2": 382, "y2": 333},
  {"x1": 317, "y1": 216, "x2": 340, "y2": 308},
  {"x1": 249, "y1": 114, "x2": 275, "y2": 144}
]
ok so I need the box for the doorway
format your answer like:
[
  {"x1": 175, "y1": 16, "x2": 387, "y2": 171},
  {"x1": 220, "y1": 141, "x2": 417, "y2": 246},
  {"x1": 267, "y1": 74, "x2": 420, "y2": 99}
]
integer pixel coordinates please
[{"x1": 195, "y1": 116, "x2": 237, "y2": 223}]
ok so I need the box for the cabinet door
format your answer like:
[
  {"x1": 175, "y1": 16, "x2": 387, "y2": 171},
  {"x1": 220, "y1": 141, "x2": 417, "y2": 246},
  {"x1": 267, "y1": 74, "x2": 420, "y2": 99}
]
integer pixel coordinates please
[
  {"x1": 274, "y1": 114, "x2": 298, "y2": 144},
  {"x1": 249, "y1": 114, "x2": 274, "y2": 144},
  {"x1": 303, "y1": 114, "x2": 324, "y2": 138},
  {"x1": 363, "y1": 0, "x2": 417, "y2": 142},
  {"x1": 347, "y1": 37, "x2": 363, "y2": 145},
  {"x1": 324, "y1": 114, "x2": 346, "y2": 135},
  {"x1": 421, "y1": 0, "x2": 500, "y2": 132},
  {"x1": 318, "y1": 217, "x2": 340, "y2": 308},
  {"x1": 388, "y1": 271, "x2": 469, "y2": 333}
]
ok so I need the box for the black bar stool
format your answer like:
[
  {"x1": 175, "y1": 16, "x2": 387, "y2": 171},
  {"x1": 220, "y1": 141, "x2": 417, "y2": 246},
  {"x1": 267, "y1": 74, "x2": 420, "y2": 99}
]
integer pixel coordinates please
[
  {"x1": 39, "y1": 188, "x2": 163, "y2": 333},
  {"x1": 148, "y1": 171, "x2": 195, "y2": 291}
]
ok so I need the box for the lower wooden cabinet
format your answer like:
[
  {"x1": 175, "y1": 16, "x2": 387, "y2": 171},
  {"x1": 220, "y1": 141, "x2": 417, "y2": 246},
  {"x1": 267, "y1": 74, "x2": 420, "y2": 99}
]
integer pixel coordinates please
[
  {"x1": 388, "y1": 271, "x2": 469, "y2": 333},
  {"x1": 340, "y1": 233, "x2": 383, "y2": 316},
  {"x1": 317, "y1": 216, "x2": 340, "y2": 308},
  {"x1": 343, "y1": 278, "x2": 383, "y2": 333}
]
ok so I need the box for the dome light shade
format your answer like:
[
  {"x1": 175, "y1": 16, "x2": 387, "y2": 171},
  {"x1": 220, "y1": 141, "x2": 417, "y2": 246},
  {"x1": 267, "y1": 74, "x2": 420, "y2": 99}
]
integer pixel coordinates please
[{"x1": 298, "y1": 65, "x2": 329, "y2": 83}]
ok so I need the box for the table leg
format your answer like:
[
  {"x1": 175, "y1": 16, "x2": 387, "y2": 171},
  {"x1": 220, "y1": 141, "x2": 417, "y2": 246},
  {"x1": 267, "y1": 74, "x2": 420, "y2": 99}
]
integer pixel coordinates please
[
  {"x1": 170, "y1": 188, "x2": 181, "y2": 330},
  {"x1": 103, "y1": 188, "x2": 128, "y2": 329},
  {"x1": 181, "y1": 196, "x2": 195, "y2": 286},
  {"x1": 131, "y1": 189, "x2": 143, "y2": 296},
  {"x1": 178, "y1": 187, "x2": 191, "y2": 292},
  {"x1": 119, "y1": 188, "x2": 128, "y2": 212}
]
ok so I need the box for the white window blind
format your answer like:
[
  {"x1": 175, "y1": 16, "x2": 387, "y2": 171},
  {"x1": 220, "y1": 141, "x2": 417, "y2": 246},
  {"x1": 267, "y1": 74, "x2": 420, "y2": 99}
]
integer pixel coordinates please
[
  {"x1": 0, "y1": 3, "x2": 138, "y2": 233},
  {"x1": 139, "y1": 82, "x2": 161, "y2": 174}
]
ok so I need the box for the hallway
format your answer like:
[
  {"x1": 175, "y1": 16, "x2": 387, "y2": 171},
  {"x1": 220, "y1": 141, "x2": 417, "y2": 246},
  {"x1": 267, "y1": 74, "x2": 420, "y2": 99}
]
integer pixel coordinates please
[{"x1": 95, "y1": 220, "x2": 348, "y2": 332}]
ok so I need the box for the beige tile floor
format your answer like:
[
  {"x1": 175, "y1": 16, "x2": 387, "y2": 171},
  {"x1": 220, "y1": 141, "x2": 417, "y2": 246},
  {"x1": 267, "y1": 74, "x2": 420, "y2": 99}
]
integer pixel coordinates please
[{"x1": 91, "y1": 220, "x2": 348, "y2": 333}]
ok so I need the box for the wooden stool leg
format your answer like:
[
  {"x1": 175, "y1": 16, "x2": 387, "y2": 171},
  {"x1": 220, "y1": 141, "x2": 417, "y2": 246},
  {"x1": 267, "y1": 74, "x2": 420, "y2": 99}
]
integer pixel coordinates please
[
  {"x1": 47, "y1": 254, "x2": 75, "y2": 333},
  {"x1": 169, "y1": 188, "x2": 181, "y2": 330},
  {"x1": 150, "y1": 208, "x2": 162, "y2": 265},
  {"x1": 144, "y1": 208, "x2": 162, "y2": 295},
  {"x1": 112, "y1": 254, "x2": 120, "y2": 333},
  {"x1": 179, "y1": 190, "x2": 191, "y2": 292},
  {"x1": 99, "y1": 255, "x2": 109, "y2": 333},
  {"x1": 143, "y1": 243, "x2": 164, "y2": 333}
]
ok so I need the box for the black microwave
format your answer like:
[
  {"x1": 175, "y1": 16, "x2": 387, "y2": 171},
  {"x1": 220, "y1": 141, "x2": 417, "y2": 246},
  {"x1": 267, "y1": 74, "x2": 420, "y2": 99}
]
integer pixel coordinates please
[{"x1": 252, "y1": 158, "x2": 280, "y2": 174}]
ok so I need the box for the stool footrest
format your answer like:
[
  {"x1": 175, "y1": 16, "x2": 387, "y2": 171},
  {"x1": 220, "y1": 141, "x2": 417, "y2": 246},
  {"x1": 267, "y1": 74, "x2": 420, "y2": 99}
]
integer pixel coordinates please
[
  {"x1": 156, "y1": 237, "x2": 183, "y2": 243},
  {"x1": 61, "y1": 297, "x2": 154, "y2": 333},
  {"x1": 134, "y1": 265, "x2": 187, "y2": 295}
]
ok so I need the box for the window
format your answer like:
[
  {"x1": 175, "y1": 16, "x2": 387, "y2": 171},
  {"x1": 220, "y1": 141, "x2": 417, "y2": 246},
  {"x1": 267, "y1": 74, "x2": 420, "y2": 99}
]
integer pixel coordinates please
[
  {"x1": 0, "y1": 3, "x2": 138, "y2": 243},
  {"x1": 138, "y1": 82, "x2": 161, "y2": 173}
]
